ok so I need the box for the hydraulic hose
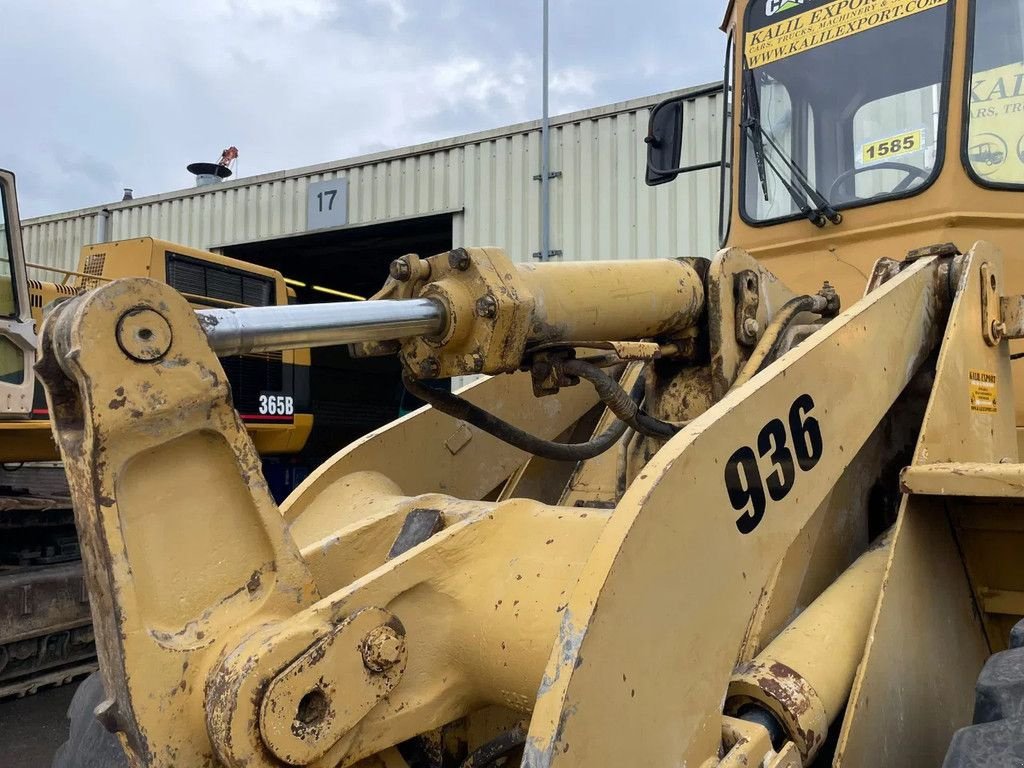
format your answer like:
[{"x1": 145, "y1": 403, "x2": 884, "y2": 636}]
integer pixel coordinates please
[
  {"x1": 402, "y1": 374, "x2": 629, "y2": 462},
  {"x1": 733, "y1": 294, "x2": 830, "y2": 389},
  {"x1": 562, "y1": 359, "x2": 678, "y2": 439},
  {"x1": 459, "y1": 724, "x2": 527, "y2": 768}
]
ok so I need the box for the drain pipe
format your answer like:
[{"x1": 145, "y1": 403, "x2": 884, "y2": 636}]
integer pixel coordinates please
[{"x1": 93, "y1": 208, "x2": 111, "y2": 245}]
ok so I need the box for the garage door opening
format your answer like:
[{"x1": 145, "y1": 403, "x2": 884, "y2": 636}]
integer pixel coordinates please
[{"x1": 220, "y1": 212, "x2": 454, "y2": 472}]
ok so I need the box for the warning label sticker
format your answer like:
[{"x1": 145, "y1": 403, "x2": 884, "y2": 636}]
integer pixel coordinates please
[
  {"x1": 969, "y1": 369, "x2": 998, "y2": 414},
  {"x1": 745, "y1": 0, "x2": 949, "y2": 68}
]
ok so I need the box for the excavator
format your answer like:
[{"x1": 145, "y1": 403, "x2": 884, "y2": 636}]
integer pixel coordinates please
[
  {"x1": 14, "y1": 0, "x2": 1024, "y2": 765},
  {"x1": 0, "y1": 216, "x2": 313, "y2": 697}
]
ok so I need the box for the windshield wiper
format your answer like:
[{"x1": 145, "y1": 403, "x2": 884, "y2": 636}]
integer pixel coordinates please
[{"x1": 741, "y1": 65, "x2": 842, "y2": 227}]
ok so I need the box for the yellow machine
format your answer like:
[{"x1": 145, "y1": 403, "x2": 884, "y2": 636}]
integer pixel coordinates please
[
  {"x1": 0, "y1": 224, "x2": 313, "y2": 698},
  {"x1": 16, "y1": 237, "x2": 312, "y2": 460},
  {"x1": 15, "y1": 0, "x2": 1024, "y2": 765}
]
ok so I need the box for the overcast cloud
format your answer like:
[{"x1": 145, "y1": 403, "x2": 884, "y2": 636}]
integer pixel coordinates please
[{"x1": 1, "y1": 0, "x2": 725, "y2": 217}]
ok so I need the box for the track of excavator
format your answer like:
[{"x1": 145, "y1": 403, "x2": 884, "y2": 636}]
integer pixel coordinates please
[{"x1": 0, "y1": 469, "x2": 94, "y2": 698}]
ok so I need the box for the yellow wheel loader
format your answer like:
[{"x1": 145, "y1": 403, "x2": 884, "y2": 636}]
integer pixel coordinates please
[
  {"x1": 0, "y1": 180, "x2": 314, "y2": 698},
  {"x1": 23, "y1": 0, "x2": 1024, "y2": 765}
]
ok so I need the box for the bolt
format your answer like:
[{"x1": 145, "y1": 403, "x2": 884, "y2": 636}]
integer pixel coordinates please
[
  {"x1": 742, "y1": 317, "x2": 759, "y2": 337},
  {"x1": 448, "y1": 247, "x2": 471, "y2": 271},
  {"x1": 361, "y1": 625, "x2": 405, "y2": 673},
  {"x1": 475, "y1": 294, "x2": 498, "y2": 318},
  {"x1": 818, "y1": 281, "x2": 841, "y2": 315},
  {"x1": 389, "y1": 257, "x2": 412, "y2": 281},
  {"x1": 420, "y1": 357, "x2": 441, "y2": 378}
]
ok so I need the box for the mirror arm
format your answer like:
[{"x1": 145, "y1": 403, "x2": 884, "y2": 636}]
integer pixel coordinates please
[{"x1": 647, "y1": 159, "x2": 722, "y2": 176}]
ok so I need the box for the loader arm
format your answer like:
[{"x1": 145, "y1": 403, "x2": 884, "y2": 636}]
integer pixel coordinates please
[{"x1": 36, "y1": 236, "x2": 1000, "y2": 768}]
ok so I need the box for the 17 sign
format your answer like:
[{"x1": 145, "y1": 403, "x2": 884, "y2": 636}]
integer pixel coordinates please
[{"x1": 307, "y1": 178, "x2": 348, "y2": 230}]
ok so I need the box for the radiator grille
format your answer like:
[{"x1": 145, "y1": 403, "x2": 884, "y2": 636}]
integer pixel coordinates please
[
  {"x1": 221, "y1": 353, "x2": 284, "y2": 415},
  {"x1": 79, "y1": 253, "x2": 106, "y2": 290},
  {"x1": 82, "y1": 253, "x2": 105, "y2": 276},
  {"x1": 165, "y1": 252, "x2": 273, "y2": 307},
  {"x1": 163, "y1": 252, "x2": 282, "y2": 416}
]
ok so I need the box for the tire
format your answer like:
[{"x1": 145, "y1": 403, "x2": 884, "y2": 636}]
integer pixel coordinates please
[
  {"x1": 943, "y1": 619, "x2": 1024, "y2": 767},
  {"x1": 51, "y1": 673, "x2": 129, "y2": 768}
]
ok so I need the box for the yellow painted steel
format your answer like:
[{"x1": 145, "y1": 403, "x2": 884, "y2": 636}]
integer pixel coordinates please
[
  {"x1": 524, "y1": 258, "x2": 943, "y2": 766},
  {"x1": 728, "y1": 535, "x2": 891, "y2": 761},
  {"x1": 4, "y1": 236, "x2": 312, "y2": 458},
  {"x1": 37, "y1": 252, "x2": 945, "y2": 766}
]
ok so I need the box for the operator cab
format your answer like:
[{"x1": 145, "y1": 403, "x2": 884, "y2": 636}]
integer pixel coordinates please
[{"x1": 647, "y1": 0, "x2": 1024, "y2": 265}]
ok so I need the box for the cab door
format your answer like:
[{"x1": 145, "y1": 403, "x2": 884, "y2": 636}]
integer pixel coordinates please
[{"x1": 0, "y1": 169, "x2": 38, "y2": 416}]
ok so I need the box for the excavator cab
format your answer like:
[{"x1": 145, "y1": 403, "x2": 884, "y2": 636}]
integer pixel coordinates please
[{"x1": 0, "y1": 170, "x2": 36, "y2": 414}]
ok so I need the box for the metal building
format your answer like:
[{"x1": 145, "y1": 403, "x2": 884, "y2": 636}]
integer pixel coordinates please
[{"x1": 21, "y1": 83, "x2": 723, "y2": 292}]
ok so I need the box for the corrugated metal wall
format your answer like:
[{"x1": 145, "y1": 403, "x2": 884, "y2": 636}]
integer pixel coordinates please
[
  {"x1": 22, "y1": 212, "x2": 100, "y2": 281},
  {"x1": 21, "y1": 85, "x2": 723, "y2": 274}
]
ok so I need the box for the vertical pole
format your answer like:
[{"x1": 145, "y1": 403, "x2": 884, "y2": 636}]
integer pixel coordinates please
[
  {"x1": 94, "y1": 208, "x2": 111, "y2": 245},
  {"x1": 540, "y1": 0, "x2": 551, "y2": 261}
]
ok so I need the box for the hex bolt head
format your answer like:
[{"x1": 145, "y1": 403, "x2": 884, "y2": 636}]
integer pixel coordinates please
[
  {"x1": 389, "y1": 258, "x2": 412, "y2": 281},
  {"x1": 475, "y1": 294, "x2": 498, "y2": 319},
  {"x1": 420, "y1": 358, "x2": 441, "y2": 378},
  {"x1": 361, "y1": 625, "x2": 405, "y2": 673},
  {"x1": 448, "y1": 247, "x2": 471, "y2": 271},
  {"x1": 742, "y1": 317, "x2": 760, "y2": 337},
  {"x1": 116, "y1": 307, "x2": 173, "y2": 362}
]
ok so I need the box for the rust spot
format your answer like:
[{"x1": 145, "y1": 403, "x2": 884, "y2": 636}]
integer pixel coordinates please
[
  {"x1": 769, "y1": 661, "x2": 800, "y2": 681},
  {"x1": 246, "y1": 570, "x2": 262, "y2": 595}
]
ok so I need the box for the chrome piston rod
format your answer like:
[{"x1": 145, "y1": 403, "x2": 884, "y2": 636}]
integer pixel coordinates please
[{"x1": 196, "y1": 298, "x2": 446, "y2": 356}]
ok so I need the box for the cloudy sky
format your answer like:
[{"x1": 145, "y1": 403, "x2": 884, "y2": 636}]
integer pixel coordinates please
[{"x1": 2, "y1": 0, "x2": 726, "y2": 218}]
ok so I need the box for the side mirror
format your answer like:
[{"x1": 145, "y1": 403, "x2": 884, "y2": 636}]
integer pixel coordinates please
[
  {"x1": 644, "y1": 89, "x2": 723, "y2": 187},
  {"x1": 645, "y1": 98, "x2": 685, "y2": 186}
]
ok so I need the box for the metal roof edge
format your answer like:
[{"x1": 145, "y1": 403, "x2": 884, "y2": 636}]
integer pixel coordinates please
[{"x1": 23, "y1": 82, "x2": 723, "y2": 226}]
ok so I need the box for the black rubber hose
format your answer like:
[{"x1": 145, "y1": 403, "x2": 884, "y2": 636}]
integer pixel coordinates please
[
  {"x1": 733, "y1": 294, "x2": 823, "y2": 388},
  {"x1": 402, "y1": 374, "x2": 629, "y2": 462},
  {"x1": 562, "y1": 359, "x2": 678, "y2": 439},
  {"x1": 459, "y1": 725, "x2": 527, "y2": 768}
]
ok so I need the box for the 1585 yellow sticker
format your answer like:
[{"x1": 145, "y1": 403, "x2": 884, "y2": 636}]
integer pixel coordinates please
[
  {"x1": 745, "y1": 0, "x2": 949, "y2": 68},
  {"x1": 969, "y1": 369, "x2": 998, "y2": 413},
  {"x1": 861, "y1": 129, "x2": 923, "y2": 165}
]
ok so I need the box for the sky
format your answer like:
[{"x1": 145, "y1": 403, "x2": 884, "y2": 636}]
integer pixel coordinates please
[{"x1": 1, "y1": 0, "x2": 726, "y2": 218}]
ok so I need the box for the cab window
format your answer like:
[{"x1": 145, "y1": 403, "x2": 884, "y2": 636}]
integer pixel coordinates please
[
  {"x1": 965, "y1": 0, "x2": 1024, "y2": 187},
  {"x1": 741, "y1": 0, "x2": 954, "y2": 225},
  {"x1": 0, "y1": 183, "x2": 19, "y2": 318}
]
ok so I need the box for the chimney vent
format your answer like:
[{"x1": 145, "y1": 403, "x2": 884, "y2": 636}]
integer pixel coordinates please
[{"x1": 187, "y1": 146, "x2": 238, "y2": 187}]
